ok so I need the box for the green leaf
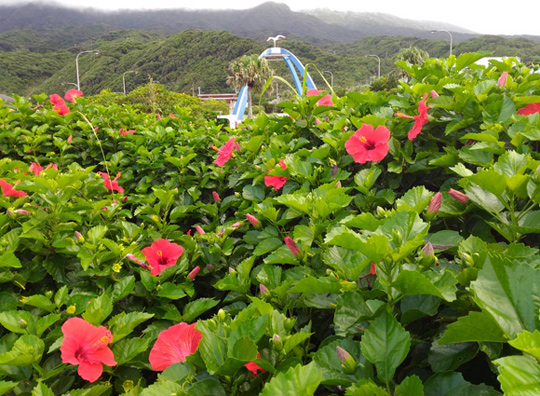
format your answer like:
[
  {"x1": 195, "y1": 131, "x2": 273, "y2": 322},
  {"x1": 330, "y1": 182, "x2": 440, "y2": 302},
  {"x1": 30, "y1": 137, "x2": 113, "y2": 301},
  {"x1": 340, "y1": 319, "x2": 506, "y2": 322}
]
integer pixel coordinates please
[
  {"x1": 82, "y1": 293, "x2": 113, "y2": 325},
  {"x1": 495, "y1": 355, "x2": 540, "y2": 396},
  {"x1": 228, "y1": 336, "x2": 257, "y2": 361},
  {"x1": 0, "y1": 334, "x2": 44, "y2": 366},
  {"x1": 253, "y1": 237, "x2": 283, "y2": 256},
  {"x1": 156, "y1": 282, "x2": 187, "y2": 300},
  {"x1": 111, "y1": 275, "x2": 135, "y2": 303},
  {"x1": 260, "y1": 362, "x2": 323, "y2": 396},
  {"x1": 424, "y1": 372, "x2": 500, "y2": 396},
  {"x1": 182, "y1": 298, "x2": 219, "y2": 323},
  {"x1": 112, "y1": 337, "x2": 151, "y2": 365},
  {"x1": 395, "y1": 186, "x2": 433, "y2": 213},
  {"x1": 0, "y1": 253, "x2": 21, "y2": 268},
  {"x1": 360, "y1": 310, "x2": 411, "y2": 383},
  {"x1": 87, "y1": 225, "x2": 108, "y2": 245},
  {"x1": 392, "y1": 270, "x2": 457, "y2": 302},
  {"x1": 334, "y1": 292, "x2": 384, "y2": 336},
  {"x1": 187, "y1": 379, "x2": 227, "y2": 396},
  {"x1": 36, "y1": 314, "x2": 61, "y2": 337},
  {"x1": 109, "y1": 311, "x2": 154, "y2": 342},
  {"x1": 345, "y1": 379, "x2": 388, "y2": 396},
  {"x1": 0, "y1": 310, "x2": 35, "y2": 334},
  {"x1": 139, "y1": 381, "x2": 183, "y2": 396},
  {"x1": 438, "y1": 311, "x2": 506, "y2": 344},
  {"x1": 289, "y1": 276, "x2": 341, "y2": 294},
  {"x1": 466, "y1": 170, "x2": 507, "y2": 197},
  {"x1": 508, "y1": 330, "x2": 540, "y2": 360},
  {"x1": 322, "y1": 246, "x2": 370, "y2": 281},
  {"x1": 461, "y1": 180, "x2": 505, "y2": 213},
  {"x1": 395, "y1": 375, "x2": 424, "y2": 396},
  {"x1": 283, "y1": 332, "x2": 312, "y2": 354},
  {"x1": 243, "y1": 185, "x2": 265, "y2": 201},
  {"x1": 20, "y1": 294, "x2": 56, "y2": 312},
  {"x1": 31, "y1": 382, "x2": 54, "y2": 396},
  {"x1": 428, "y1": 342, "x2": 478, "y2": 372},
  {"x1": 470, "y1": 254, "x2": 540, "y2": 338},
  {"x1": 312, "y1": 339, "x2": 371, "y2": 386},
  {"x1": 0, "y1": 381, "x2": 18, "y2": 396}
]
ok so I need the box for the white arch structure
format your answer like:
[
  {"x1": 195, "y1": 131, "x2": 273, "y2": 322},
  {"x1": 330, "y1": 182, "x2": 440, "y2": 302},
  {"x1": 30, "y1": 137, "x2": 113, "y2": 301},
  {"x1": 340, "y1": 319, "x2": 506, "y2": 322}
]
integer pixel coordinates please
[{"x1": 221, "y1": 47, "x2": 317, "y2": 128}]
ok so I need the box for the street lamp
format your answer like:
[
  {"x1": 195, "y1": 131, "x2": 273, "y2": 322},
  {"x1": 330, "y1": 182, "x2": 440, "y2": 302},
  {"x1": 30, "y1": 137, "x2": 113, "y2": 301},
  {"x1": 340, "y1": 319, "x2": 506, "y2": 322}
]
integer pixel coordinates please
[
  {"x1": 122, "y1": 70, "x2": 138, "y2": 94},
  {"x1": 365, "y1": 55, "x2": 381, "y2": 79},
  {"x1": 322, "y1": 70, "x2": 333, "y2": 90},
  {"x1": 431, "y1": 30, "x2": 453, "y2": 56},
  {"x1": 76, "y1": 50, "x2": 99, "y2": 91},
  {"x1": 61, "y1": 82, "x2": 78, "y2": 87}
]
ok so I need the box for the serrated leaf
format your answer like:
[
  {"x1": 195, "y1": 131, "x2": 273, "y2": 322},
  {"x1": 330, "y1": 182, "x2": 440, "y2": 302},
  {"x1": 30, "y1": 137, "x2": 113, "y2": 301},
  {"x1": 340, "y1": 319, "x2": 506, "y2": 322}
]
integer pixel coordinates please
[
  {"x1": 260, "y1": 362, "x2": 323, "y2": 396},
  {"x1": 182, "y1": 298, "x2": 219, "y2": 323},
  {"x1": 393, "y1": 270, "x2": 457, "y2": 302},
  {"x1": 508, "y1": 330, "x2": 540, "y2": 360},
  {"x1": 31, "y1": 382, "x2": 54, "y2": 396},
  {"x1": 112, "y1": 337, "x2": 151, "y2": 365},
  {"x1": 438, "y1": 311, "x2": 506, "y2": 344},
  {"x1": 360, "y1": 310, "x2": 411, "y2": 383},
  {"x1": 395, "y1": 375, "x2": 424, "y2": 396},
  {"x1": 495, "y1": 355, "x2": 540, "y2": 396},
  {"x1": 110, "y1": 311, "x2": 154, "y2": 342},
  {"x1": 82, "y1": 293, "x2": 113, "y2": 325}
]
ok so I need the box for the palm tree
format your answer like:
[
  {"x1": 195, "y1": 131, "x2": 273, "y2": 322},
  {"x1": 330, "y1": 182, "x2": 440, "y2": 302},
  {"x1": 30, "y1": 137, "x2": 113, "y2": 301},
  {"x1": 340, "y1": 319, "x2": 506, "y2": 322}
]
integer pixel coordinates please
[
  {"x1": 226, "y1": 54, "x2": 272, "y2": 119},
  {"x1": 393, "y1": 46, "x2": 430, "y2": 81}
]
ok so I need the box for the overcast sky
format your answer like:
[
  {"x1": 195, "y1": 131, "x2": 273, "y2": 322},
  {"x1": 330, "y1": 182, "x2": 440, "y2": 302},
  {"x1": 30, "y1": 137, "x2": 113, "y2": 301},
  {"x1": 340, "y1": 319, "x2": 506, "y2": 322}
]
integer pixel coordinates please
[{"x1": 1, "y1": 0, "x2": 539, "y2": 36}]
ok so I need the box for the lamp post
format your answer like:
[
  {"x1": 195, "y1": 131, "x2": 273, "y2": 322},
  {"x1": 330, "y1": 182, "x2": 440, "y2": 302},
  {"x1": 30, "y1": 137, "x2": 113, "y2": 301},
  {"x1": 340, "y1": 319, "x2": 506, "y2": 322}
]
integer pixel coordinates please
[
  {"x1": 431, "y1": 30, "x2": 453, "y2": 56},
  {"x1": 61, "y1": 82, "x2": 78, "y2": 87},
  {"x1": 76, "y1": 50, "x2": 99, "y2": 91},
  {"x1": 122, "y1": 70, "x2": 138, "y2": 94},
  {"x1": 322, "y1": 70, "x2": 333, "y2": 90},
  {"x1": 365, "y1": 55, "x2": 381, "y2": 79}
]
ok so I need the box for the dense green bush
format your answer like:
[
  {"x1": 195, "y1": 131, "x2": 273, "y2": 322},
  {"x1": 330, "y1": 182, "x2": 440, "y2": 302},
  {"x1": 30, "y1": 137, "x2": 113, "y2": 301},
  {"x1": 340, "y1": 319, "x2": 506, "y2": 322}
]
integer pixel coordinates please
[{"x1": 1, "y1": 53, "x2": 540, "y2": 395}]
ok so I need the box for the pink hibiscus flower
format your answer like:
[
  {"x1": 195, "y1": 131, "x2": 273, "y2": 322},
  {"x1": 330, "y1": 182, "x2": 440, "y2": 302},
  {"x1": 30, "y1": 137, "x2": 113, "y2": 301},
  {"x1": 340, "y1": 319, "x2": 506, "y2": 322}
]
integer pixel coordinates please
[
  {"x1": 344, "y1": 124, "x2": 391, "y2": 164},
  {"x1": 395, "y1": 93, "x2": 430, "y2": 140},
  {"x1": 213, "y1": 137, "x2": 240, "y2": 167},
  {"x1": 148, "y1": 322, "x2": 202, "y2": 371},
  {"x1": 142, "y1": 239, "x2": 184, "y2": 276}
]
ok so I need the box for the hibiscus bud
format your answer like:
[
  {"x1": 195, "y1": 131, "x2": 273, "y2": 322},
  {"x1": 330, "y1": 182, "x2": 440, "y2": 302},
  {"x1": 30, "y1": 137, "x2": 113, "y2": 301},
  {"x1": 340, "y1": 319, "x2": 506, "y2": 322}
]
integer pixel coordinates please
[
  {"x1": 498, "y1": 71, "x2": 508, "y2": 87},
  {"x1": 67, "y1": 135, "x2": 73, "y2": 143},
  {"x1": 218, "y1": 309, "x2": 227, "y2": 321},
  {"x1": 228, "y1": 267, "x2": 237, "y2": 275},
  {"x1": 195, "y1": 225, "x2": 205, "y2": 235},
  {"x1": 448, "y1": 188, "x2": 468, "y2": 203},
  {"x1": 271, "y1": 334, "x2": 283, "y2": 351},
  {"x1": 461, "y1": 252, "x2": 474, "y2": 267},
  {"x1": 19, "y1": 319, "x2": 28, "y2": 329},
  {"x1": 430, "y1": 90, "x2": 439, "y2": 98},
  {"x1": 231, "y1": 221, "x2": 242, "y2": 228},
  {"x1": 212, "y1": 191, "x2": 221, "y2": 203},
  {"x1": 188, "y1": 266, "x2": 200, "y2": 279},
  {"x1": 428, "y1": 192, "x2": 442, "y2": 214},
  {"x1": 7, "y1": 209, "x2": 14, "y2": 218},
  {"x1": 331, "y1": 165, "x2": 338, "y2": 177},
  {"x1": 336, "y1": 346, "x2": 357, "y2": 374},
  {"x1": 260, "y1": 284, "x2": 269, "y2": 296},
  {"x1": 284, "y1": 236, "x2": 301, "y2": 257},
  {"x1": 74, "y1": 231, "x2": 84, "y2": 243},
  {"x1": 335, "y1": 181, "x2": 342, "y2": 188},
  {"x1": 122, "y1": 195, "x2": 128, "y2": 203},
  {"x1": 369, "y1": 261, "x2": 377, "y2": 276},
  {"x1": 14, "y1": 209, "x2": 31, "y2": 215},
  {"x1": 423, "y1": 242, "x2": 434, "y2": 257},
  {"x1": 125, "y1": 253, "x2": 149, "y2": 270},
  {"x1": 246, "y1": 213, "x2": 259, "y2": 226}
]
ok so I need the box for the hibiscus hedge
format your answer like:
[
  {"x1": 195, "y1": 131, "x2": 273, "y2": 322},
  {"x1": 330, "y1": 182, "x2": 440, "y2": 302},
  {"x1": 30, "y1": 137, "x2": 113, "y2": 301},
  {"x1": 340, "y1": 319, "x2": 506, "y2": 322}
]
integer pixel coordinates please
[{"x1": 1, "y1": 53, "x2": 540, "y2": 395}]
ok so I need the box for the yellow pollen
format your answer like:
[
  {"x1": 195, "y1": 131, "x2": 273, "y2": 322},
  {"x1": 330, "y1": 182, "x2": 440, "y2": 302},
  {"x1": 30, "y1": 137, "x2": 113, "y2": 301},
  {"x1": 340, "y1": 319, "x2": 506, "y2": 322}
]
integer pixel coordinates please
[
  {"x1": 92, "y1": 335, "x2": 111, "y2": 348},
  {"x1": 359, "y1": 136, "x2": 367, "y2": 143},
  {"x1": 157, "y1": 250, "x2": 163, "y2": 257}
]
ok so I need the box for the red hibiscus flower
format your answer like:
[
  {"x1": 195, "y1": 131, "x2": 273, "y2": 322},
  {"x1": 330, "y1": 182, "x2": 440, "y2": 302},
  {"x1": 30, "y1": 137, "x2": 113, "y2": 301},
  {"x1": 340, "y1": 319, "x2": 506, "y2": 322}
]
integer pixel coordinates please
[
  {"x1": 245, "y1": 353, "x2": 266, "y2": 375},
  {"x1": 0, "y1": 179, "x2": 27, "y2": 197},
  {"x1": 98, "y1": 172, "x2": 124, "y2": 193},
  {"x1": 213, "y1": 137, "x2": 240, "y2": 167},
  {"x1": 395, "y1": 93, "x2": 430, "y2": 140},
  {"x1": 344, "y1": 124, "x2": 390, "y2": 164},
  {"x1": 60, "y1": 317, "x2": 116, "y2": 383},
  {"x1": 265, "y1": 176, "x2": 288, "y2": 191},
  {"x1": 142, "y1": 239, "x2": 184, "y2": 276},
  {"x1": 517, "y1": 103, "x2": 540, "y2": 116},
  {"x1": 119, "y1": 127, "x2": 135, "y2": 136},
  {"x1": 148, "y1": 322, "x2": 202, "y2": 371},
  {"x1": 307, "y1": 89, "x2": 333, "y2": 106},
  {"x1": 54, "y1": 104, "x2": 70, "y2": 116},
  {"x1": 65, "y1": 89, "x2": 83, "y2": 102},
  {"x1": 29, "y1": 162, "x2": 44, "y2": 176},
  {"x1": 49, "y1": 94, "x2": 65, "y2": 107}
]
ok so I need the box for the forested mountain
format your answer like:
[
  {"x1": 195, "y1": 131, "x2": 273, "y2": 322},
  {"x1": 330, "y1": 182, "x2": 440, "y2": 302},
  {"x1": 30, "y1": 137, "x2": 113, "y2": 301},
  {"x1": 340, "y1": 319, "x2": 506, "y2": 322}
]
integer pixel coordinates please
[
  {"x1": 0, "y1": 1, "x2": 482, "y2": 44},
  {"x1": 1, "y1": 2, "x2": 540, "y2": 98}
]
